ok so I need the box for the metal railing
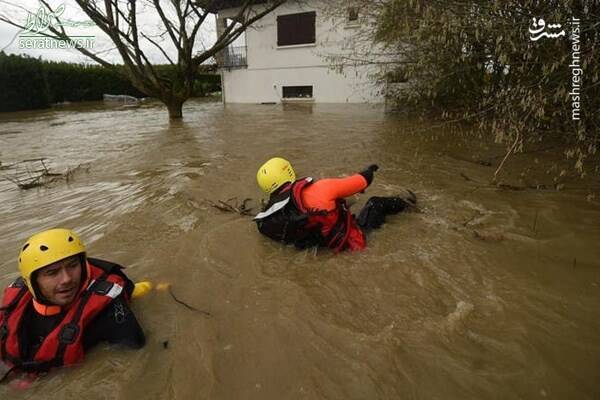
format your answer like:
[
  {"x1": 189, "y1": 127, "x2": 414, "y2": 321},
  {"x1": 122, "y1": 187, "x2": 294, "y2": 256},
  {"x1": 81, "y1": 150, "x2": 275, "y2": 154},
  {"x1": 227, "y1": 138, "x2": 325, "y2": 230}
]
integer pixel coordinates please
[{"x1": 220, "y1": 45, "x2": 247, "y2": 68}]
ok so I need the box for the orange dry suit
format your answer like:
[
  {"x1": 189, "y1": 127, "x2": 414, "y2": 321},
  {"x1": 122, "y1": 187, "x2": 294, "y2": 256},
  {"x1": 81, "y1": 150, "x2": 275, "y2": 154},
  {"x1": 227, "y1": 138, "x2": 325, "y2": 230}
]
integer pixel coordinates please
[{"x1": 255, "y1": 174, "x2": 369, "y2": 252}]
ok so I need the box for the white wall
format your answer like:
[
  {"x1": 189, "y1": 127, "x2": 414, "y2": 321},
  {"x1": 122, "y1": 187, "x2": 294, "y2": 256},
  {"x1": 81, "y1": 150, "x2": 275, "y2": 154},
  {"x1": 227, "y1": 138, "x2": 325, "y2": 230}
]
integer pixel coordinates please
[{"x1": 219, "y1": 1, "x2": 383, "y2": 104}]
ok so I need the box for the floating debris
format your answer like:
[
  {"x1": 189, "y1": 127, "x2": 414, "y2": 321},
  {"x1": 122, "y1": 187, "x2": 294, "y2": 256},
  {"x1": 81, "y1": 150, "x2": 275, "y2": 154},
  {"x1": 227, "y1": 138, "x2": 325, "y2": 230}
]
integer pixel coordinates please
[
  {"x1": 168, "y1": 286, "x2": 212, "y2": 317},
  {"x1": 103, "y1": 94, "x2": 140, "y2": 103},
  {"x1": 2, "y1": 158, "x2": 90, "y2": 189},
  {"x1": 207, "y1": 197, "x2": 255, "y2": 216}
]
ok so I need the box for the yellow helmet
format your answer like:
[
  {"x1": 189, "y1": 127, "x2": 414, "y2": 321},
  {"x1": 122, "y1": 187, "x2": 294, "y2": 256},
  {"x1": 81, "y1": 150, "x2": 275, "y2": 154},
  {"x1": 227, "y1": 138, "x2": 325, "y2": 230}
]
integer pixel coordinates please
[
  {"x1": 256, "y1": 157, "x2": 296, "y2": 194},
  {"x1": 18, "y1": 228, "x2": 86, "y2": 297}
]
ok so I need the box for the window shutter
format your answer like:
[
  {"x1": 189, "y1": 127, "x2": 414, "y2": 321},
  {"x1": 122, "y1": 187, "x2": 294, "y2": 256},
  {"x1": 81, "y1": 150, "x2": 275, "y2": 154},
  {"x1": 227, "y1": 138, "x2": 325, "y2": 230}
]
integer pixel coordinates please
[{"x1": 277, "y1": 11, "x2": 316, "y2": 46}]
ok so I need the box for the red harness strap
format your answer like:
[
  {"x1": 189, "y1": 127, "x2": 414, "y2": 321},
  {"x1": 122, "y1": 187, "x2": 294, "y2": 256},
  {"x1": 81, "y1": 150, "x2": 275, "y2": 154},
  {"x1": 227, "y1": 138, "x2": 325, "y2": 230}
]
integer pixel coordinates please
[
  {"x1": 0, "y1": 263, "x2": 126, "y2": 372},
  {"x1": 291, "y1": 178, "x2": 364, "y2": 251}
]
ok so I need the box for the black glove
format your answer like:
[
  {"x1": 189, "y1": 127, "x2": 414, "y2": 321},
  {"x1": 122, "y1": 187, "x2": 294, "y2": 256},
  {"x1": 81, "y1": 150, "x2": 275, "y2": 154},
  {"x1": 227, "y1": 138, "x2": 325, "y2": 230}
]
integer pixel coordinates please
[{"x1": 359, "y1": 164, "x2": 379, "y2": 186}]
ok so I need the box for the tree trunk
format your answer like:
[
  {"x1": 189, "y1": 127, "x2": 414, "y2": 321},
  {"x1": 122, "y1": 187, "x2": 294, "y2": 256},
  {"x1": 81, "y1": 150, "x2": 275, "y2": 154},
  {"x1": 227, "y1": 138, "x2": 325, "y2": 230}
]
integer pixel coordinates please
[{"x1": 166, "y1": 99, "x2": 184, "y2": 119}]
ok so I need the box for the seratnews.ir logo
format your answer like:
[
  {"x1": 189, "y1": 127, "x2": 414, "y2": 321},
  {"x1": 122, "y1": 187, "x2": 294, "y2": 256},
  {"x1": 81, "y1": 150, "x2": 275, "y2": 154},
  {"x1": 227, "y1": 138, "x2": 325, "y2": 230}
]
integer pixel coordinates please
[{"x1": 18, "y1": 3, "x2": 95, "y2": 50}]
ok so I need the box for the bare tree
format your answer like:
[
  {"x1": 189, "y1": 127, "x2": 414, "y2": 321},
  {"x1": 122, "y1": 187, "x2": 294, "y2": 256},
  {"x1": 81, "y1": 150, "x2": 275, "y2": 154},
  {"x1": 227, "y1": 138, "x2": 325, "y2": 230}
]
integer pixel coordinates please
[{"x1": 0, "y1": 0, "x2": 287, "y2": 119}]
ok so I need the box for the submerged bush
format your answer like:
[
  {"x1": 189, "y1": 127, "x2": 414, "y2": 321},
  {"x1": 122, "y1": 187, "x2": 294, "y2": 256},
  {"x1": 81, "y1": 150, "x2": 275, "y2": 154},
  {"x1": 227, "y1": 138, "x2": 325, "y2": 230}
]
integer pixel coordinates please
[{"x1": 326, "y1": 0, "x2": 599, "y2": 176}]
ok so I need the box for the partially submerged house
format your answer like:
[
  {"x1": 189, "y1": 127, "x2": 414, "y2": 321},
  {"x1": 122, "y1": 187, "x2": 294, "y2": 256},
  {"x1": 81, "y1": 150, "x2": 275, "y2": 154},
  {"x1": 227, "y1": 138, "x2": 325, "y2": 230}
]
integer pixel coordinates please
[{"x1": 213, "y1": 1, "x2": 384, "y2": 104}]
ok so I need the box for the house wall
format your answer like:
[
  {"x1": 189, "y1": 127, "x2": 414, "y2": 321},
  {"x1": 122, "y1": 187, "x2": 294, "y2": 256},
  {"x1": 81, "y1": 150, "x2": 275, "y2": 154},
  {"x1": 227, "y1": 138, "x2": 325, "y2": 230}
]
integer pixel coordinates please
[{"x1": 218, "y1": 1, "x2": 384, "y2": 104}]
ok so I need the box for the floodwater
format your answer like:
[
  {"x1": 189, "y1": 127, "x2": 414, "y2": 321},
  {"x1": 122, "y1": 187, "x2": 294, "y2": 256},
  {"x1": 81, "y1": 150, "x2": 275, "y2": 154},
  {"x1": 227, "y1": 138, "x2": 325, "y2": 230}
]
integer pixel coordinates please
[{"x1": 0, "y1": 99, "x2": 599, "y2": 399}]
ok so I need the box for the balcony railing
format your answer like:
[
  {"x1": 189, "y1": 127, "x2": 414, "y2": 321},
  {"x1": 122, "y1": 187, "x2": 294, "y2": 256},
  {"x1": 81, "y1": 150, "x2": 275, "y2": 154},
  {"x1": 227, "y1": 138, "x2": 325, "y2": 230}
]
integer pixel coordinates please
[{"x1": 220, "y1": 45, "x2": 247, "y2": 68}]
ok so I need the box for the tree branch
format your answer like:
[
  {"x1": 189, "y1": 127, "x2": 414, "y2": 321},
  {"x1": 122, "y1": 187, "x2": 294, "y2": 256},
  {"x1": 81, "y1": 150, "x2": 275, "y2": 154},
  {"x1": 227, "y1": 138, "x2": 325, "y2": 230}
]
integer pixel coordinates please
[
  {"x1": 141, "y1": 32, "x2": 176, "y2": 66},
  {"x1": 0, "y1": 6, "x2": 117, "y2": 72},
  {"x1": 152, "y1": 0, "x2": 182, "y2": 61},
  {"x1": 194, "y1": 0, "x2": 287, "y2": 66}
]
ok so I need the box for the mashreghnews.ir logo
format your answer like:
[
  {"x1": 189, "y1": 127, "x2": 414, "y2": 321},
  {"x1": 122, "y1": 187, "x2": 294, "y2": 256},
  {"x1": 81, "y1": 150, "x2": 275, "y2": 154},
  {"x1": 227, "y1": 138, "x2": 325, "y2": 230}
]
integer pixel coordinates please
[
  {"x1": 18, "y1": 3, "x2": 95, "y2": 50},
  {"x1": 529, "y1": 16, "x2": 582, "y2": 121}
]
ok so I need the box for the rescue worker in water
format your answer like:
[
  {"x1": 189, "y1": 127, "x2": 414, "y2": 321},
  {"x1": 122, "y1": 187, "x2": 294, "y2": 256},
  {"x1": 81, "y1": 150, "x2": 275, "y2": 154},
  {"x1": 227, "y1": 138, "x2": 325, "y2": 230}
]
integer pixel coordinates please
[
  {"x1": 0, "y1": 228, "x2": 145, "y2": 383},
  {"x1": 254, "y1": 157, "x2": 417, "y2": 252}
]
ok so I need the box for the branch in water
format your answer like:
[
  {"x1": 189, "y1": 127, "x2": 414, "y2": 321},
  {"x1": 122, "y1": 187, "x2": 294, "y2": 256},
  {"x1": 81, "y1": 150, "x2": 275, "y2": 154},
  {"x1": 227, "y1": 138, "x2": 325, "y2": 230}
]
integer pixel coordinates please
[{"x1": 168, "y1": 286, "x2": 212, "y2": 317}]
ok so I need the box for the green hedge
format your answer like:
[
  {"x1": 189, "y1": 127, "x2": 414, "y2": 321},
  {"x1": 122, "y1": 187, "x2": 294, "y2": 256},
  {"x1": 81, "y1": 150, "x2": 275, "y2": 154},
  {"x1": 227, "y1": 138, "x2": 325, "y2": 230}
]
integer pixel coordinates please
[
  {"x1": 0, "y1": 52, "x2": 49, "y2": 112},
  {"x1": 44, "y1": 61, "x2": 146, "y2": 103},
  {"x1": 0, "y1": 52, "x2": 221, "y2": 112}
]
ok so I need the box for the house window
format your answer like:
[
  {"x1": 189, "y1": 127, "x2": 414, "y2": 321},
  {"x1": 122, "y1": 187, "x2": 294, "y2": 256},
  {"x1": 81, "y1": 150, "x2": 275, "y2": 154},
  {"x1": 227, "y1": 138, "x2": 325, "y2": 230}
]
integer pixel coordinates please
[
  {"x1": 277, "y1": 11, "x2": 316, "y2": 46},
  {"x1": 348, "y1": 7, "x2": 359, "y2": 22},
  {"x1": 282, "y1": 86, "x2": 313, "y2": 98}
]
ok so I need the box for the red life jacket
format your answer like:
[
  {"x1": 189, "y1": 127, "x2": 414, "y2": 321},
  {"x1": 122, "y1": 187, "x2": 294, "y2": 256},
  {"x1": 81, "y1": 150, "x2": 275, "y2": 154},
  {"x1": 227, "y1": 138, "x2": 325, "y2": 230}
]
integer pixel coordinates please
[
  {"x1": 255, "y1": 178, "x2": 365, "y2": 251},
  {"x1": 0, "y1": 259, "x2": 129, "y2": 373}
]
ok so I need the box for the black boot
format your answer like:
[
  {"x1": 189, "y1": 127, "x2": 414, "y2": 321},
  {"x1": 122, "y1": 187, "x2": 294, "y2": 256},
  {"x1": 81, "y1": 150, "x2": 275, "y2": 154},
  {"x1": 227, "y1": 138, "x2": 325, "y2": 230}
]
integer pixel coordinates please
[{"x1": 357, "y1": 192, "x2": 417, "y2": 231}]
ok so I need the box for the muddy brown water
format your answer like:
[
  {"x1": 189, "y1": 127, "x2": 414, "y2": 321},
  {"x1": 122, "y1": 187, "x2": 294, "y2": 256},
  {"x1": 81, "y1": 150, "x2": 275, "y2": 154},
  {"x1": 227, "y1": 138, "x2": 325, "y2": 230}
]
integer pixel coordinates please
[{"x1": 0, "y1": 99, "x2": 599, "y2": 399}]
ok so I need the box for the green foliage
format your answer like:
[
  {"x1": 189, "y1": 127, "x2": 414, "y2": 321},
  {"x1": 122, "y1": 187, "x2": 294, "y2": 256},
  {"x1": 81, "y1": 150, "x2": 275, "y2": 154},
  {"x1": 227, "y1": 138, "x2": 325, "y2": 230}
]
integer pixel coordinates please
[
  {"x1": 0, "y1": 52, "x2": 49, "y2": 111},
  {"x1": 43, "y1": 61, "x2": 145, "y2": 103},
  {"x1": 0, "y1": 53, "x2": 221, "y2": 112},
  {"x1": 193, "y1": 73, "x2": 221, "y2": 96},
  {"x1": 359, "y1": 0, "x2": 600, "y2": 174}
]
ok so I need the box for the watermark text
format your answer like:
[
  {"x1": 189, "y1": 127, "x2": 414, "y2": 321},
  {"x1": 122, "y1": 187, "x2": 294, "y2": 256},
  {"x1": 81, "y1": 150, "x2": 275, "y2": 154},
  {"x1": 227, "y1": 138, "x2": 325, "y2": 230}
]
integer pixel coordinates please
[{"x1": 569, "y1": 17, "x2": 582, "y2": 121}]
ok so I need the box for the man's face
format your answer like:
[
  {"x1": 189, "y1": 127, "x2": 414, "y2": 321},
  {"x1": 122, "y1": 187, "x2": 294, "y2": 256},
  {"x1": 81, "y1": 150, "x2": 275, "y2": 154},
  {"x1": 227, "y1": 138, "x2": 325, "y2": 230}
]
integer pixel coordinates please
[{"x1": 35, "y1": 255, "x2": 82, "y2": 306}]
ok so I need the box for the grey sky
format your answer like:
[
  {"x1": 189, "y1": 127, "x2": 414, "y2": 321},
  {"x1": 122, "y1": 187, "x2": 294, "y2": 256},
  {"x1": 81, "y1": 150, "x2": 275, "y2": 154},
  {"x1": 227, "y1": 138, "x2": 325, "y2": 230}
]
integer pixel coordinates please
[{"x1": 0, "y1": 0, "x2": 217, "y2": 64}]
